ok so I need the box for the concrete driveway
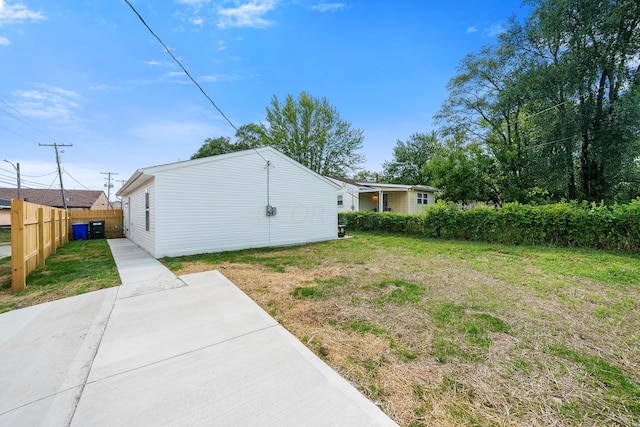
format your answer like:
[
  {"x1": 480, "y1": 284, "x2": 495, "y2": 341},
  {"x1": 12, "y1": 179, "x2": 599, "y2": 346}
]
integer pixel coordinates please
[
  {"x1": 0, "y1": 239, "x2": 397, "y2": 426},
  {"x1": 0, "y1": 244, "x2": 10, "y2": 258}
]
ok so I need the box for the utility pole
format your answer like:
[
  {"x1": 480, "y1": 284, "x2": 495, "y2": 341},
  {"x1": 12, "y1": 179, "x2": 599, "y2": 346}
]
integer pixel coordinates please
[
  {"x1": 3, "y1": 159, "x2": 20, "y2": 199},
  {"x1": 40, "y1": 143, "x2": 72, "y2": 209},
  {"x1": 101, "y1": 171, "x2": 119, "y2": 208}
]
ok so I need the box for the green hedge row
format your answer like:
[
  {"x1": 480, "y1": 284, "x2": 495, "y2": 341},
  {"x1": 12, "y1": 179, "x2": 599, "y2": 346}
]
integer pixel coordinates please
[{"x1": 339, "y1": 200, "x2": 640, "y2": 251}]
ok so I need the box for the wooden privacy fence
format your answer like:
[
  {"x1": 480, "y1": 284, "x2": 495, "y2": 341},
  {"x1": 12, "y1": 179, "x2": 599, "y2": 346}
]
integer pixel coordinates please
[
  {"x1": 69, "y1": 209, "x2": 124, "y2": 239},
  {"x1": 11, "y1": 200, "x2": 69, "y2": 292},
  {"x1": 10, "y1": 202, "x2": 124, "y2": 291}
]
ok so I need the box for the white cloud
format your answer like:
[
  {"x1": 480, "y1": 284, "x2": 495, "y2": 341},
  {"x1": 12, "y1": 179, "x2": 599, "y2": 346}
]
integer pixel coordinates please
[
  {"x1": 0, "y1": 1, "x2": 46, "y2": 25},
  {"x1": 142, "y1": 60, "x2": 162, "y2": 66},
  {"x1": 48, "y1": 86, "x2": 81, "y2": 99},
  {"x1": 466, "y1": 26, "x2": 477, "y2": 34},
  {"x1": 163, "y1": 71, "x2": 184, "y2": 78},
  {"x1": 176, "y1": 0, "x2": 211, "y2": 28},
  {"x1": 89, "y1": 84, "x2": 120, "y2": 91},
  {"x1": 12, "y1": 85, "x2": 82, "y2": 123},
  {"x1": 0, "y1": 35, "x2": 8, "y2": 45},
  {"x1": 310, "y1": 3, "x2": 347, "y2": 13},
  {"x1": 217, "y1": 0, "x2": 277, "y2": 29},
  {"x1": 176, "y1": 0, "x2": 210, "y2": 7},
  {"x1": 483, "y1": 24, "x2": 505, "y2": 37},
  {"x1": 217, "y1": 40, "x2": 226, "y2": 50},
  {"x1": 199, "y1": 74, "x2": 238, "y2": 82}
]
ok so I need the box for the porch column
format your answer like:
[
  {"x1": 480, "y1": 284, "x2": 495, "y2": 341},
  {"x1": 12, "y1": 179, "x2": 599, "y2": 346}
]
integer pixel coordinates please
[{"x1": 378, "y1": 190, "x2": 384, "y2": 213}]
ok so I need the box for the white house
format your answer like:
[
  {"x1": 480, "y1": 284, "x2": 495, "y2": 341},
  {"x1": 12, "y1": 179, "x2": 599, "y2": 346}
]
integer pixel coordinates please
[
  {"x1": 329, "y1": 177, "x2": 437, "y2": 215},
  {"x1": 117, "y1": 147, "x2": 340, "y2": 258}
]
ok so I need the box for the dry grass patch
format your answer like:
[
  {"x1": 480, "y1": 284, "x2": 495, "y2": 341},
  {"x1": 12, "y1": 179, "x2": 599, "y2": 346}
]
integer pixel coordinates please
[{"x1": 163, "y1": 233, "x2": 640, "y2": 426}]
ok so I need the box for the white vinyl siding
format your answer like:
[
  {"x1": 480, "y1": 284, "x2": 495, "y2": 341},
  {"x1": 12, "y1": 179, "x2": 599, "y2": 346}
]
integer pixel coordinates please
[
  {"x1": 126, "y1": 182, "x2": 156, "y2": 255},
  {"x1": 122, "y1": 147, "x2": 338, "y2": 258},
  {"x1": 334, "y1": 182, "x2": 359, "y2": 213}
]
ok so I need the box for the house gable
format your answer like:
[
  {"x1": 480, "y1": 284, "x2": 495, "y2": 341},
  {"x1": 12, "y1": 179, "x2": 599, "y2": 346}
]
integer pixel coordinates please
[{"x1": 118, "y1": 146, "x2": 339, "y2": 258}]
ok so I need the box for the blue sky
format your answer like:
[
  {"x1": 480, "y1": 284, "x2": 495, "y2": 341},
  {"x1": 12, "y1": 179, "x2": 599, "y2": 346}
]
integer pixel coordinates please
[{"x1": 0, "y1": 0, "x2": 530, "y2": 199}]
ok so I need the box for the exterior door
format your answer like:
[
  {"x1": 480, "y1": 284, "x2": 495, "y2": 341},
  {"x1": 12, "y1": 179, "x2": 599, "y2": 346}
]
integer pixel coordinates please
[{"x1": 125, "y1": 197, "x2": 131, "y2": 237}]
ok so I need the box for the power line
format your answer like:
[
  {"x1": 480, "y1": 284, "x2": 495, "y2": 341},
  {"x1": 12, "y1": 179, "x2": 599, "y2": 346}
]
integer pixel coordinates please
[
  {"x1": 0, "y1": 122, "x2": 42, "y2": 144},
  {"x1": 0, "y1": 171, "x2": 55, "y2": 189},
  {"x1": 0, "y1": 99, "x2": 80, "y2": 150},
  {"x1": 522, "y1": 135, "x2": 577, "y2": 151},
  {"x1": 21, "y1": 170, "x2": 58, "y2": 178},
  {"x1": 47, "y1": 174, "x2": 58, "y2": 189},
  {"x1": 0, "y1": 98, "x2": 114, "y2": 171},
  {"x1": 122, "y1": 0, "x2": 272, "y2": 174},
  {"x1": 0, "y1": 101, "x2": 58, "y2": 141},
  {"x1": 62, "y1": 168, "x2": 92, "y2": 191},
  {"x1": 0, "y1": 166, "x2": 58, "y2": 179},
  {"x1": 123, "y1": 0, "x2": 238, "y2": 132}
]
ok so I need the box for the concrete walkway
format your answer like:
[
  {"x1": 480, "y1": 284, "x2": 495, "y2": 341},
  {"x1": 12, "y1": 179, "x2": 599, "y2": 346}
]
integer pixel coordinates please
[{"x1": 0, "y1": 239, "x2": 397, "y2": 426}]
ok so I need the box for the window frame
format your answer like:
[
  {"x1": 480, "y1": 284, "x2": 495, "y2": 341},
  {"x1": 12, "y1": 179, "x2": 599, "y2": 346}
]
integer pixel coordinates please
[{"x1": 145, "y1": 190, "x2": 150, "y2": 231}]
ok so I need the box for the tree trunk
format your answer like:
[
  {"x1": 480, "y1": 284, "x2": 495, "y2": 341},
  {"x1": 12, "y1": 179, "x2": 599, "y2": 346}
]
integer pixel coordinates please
[{"x1": 579, "y1": 95, "x2": 593, "y2": 199}]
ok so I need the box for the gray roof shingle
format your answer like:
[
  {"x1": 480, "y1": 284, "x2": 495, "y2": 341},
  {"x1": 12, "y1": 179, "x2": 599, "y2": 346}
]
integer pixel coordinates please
[{"x1": 0, "y1": 188, "x2": 106, "y2": 209}]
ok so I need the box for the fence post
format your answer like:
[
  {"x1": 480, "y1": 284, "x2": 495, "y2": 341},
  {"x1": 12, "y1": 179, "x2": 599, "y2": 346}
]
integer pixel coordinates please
[
  {"x1": 11, "y1": 199, "x2": 26, "y2": 292},
  {"x1": 51, "y1": 208, "x2": 57, "y2": 255},
  {"x1": 60, "y1": 209, "x2": 65, "y2": 244},
  {"x1": 37, "y1": 207, "x2": 45, "y2": 268},
  {"x1": 64, "y1": 210, "x2": 69, "y2": 243}
]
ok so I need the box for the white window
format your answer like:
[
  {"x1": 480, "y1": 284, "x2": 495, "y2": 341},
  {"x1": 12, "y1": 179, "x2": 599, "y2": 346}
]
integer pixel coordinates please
[
  {"x1": 417, "y1": 193, "x2": 429, "y2": 204},
  {"x1": 337, "y1": 195, "x2": 343, "y2": 206},
  {"x1": 145, "y1": 189, "x2": 150, "y2": 231}
]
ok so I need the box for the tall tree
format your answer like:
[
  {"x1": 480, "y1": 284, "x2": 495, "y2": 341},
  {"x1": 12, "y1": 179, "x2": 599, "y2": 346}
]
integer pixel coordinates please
[
  {"x1": 382, "y1": 132, "x2": 441, "y2": 184},
  {"x1": 513, "y1": 0, "x2": 640, "y2": 200},
  {"x1": 352, "y1": 170, "x2": 380, "y2": 182},
  {"x1": 435, "y1": 45, "x2": 534, "y2": 203},
  {"x1": 191, "y1": 125, "x2": 266, "y2": 160},
  {"x1": 262, "y1": 92, "x2": 365, "y2": 176},
  {"x1": 191, "y1": 136, "x2": 235, "y2": 159},
  {"x1": 234, "y1": 123, "x2": 266, "y2": 150},
  {"x1": 437, "y1": 0, "x2": 640, "y2": 203},
  {"x1": 426, "y1": 136, "x2": 501, "y2": 205}
]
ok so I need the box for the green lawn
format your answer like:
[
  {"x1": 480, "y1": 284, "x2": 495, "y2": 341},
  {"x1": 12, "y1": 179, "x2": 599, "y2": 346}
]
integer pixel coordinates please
[
  {"x1": 163, "y1": 232, "x2": 640, "y2": 427},
  {"x1": 0, "y1": 239, "x2": 121, "y2": 313},
  {"x1": 0, "y1": 232, "x2": 10, "y2": 245}
]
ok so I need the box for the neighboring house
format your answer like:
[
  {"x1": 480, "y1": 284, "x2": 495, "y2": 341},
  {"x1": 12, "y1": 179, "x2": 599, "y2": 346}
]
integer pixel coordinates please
[
  {"x1": 0, "y1": 198, "x2": 10, "y2": 228},
  {"x1": 329, "y1": 177, "x2": 437, "y2": 215},
  {"x1": 117, "y1": 146, "x2": 340, "y2": 258},
  {"x1": 0, "y1": 188, "x2": 110, "y2": 210}
]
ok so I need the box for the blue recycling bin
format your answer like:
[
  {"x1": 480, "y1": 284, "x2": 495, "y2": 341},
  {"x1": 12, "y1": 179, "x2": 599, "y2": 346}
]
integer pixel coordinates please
[{"x1": 72, "y1": 223, "x2": 89, "y2": 240}]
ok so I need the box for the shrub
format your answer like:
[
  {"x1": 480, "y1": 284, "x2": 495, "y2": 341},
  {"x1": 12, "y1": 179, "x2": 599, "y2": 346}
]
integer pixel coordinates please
[{"x1": 338, "y1": 199, "x2": 640, "y2": 251}]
